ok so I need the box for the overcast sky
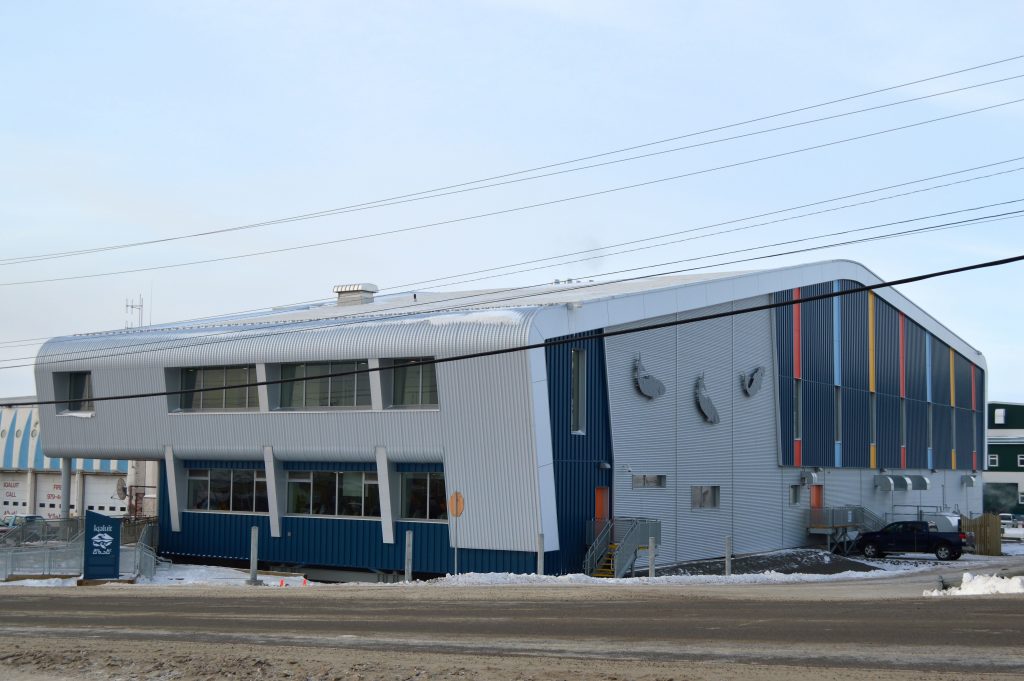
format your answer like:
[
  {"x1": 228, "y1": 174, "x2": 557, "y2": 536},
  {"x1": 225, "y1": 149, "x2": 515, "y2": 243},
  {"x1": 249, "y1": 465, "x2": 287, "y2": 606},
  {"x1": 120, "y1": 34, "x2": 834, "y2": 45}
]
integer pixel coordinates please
[{"x1": 1, "y1": 2, "x2": 1022, "y2": 400}]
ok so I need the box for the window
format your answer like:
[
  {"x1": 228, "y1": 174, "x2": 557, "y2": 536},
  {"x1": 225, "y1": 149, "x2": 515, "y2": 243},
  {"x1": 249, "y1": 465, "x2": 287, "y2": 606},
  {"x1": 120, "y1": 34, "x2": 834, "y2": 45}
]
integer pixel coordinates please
[
  {"x1": 278, "y1": 361, "x2": 371, "y2": 410},
  {"x1": 690, "y1": 485, "x2": 720, "y2": 509},
  {"x1": 988, "y1": 454, "x2": 999, "y2": 468},
  {"x1": 794, "y1": 379, "x2": 802, "y2": 441},
  {"x1": 631, "y1": 474, "x2": 667, "y2": 489},
  {"x1": 55, "y1": 371, "x2": 94, "y2": 412},
  {"x1": 1018, "y1": 455, "x2": 1024, "y2": 468},
  {"x1": 790, "y1": 484, "x2": 802, "y2": 505},
  {"x1": 187, "y1": 469, "x2": 267, "y2": 513},
  {"x1": 285, "y1": 471, "x2": 380, "y2": 517},
  {"x1": 834, "y1": 387, "x2": 841, "y2": 442},
  {"x1": 571, "y1": 348, "x2": 587, "y2": 434},
  {"x1": 900, "y1": 398, "x2": 906, "y2": 449},
  {"x1": 995, "y1": 408, "x2": 1006, "y2": 424},
  {"x1": 178, "y1": 366, "x2": 259, "y2": 411},
  {"x1": 382, "y1": 358, "x2": 438, "y2": 408},
  {"x1": 1019, "y1": 491, "x2": 1024, "y2": 505},
  {"x1": 401, "y1": 472, "x2": 447, "y2": 520},
  {"x1": 869, "y1": 393, "x2": 877, "y2": 445}
]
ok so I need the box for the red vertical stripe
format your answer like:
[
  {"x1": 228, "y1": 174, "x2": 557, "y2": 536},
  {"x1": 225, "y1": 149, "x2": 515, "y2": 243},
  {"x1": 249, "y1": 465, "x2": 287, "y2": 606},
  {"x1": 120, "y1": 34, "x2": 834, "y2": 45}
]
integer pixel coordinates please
[
  {"x1": 793, "y1": 288, "x2": 801, "y2": 380},
  {"x1": 898, "y1": 313, "x2": 906, "y2": 398},
  {"x1": 971, "y1": 365, "x2": 976, "y2": 411},
  {"x1": 794, "y1": 439, "x2": 803, "y2": 468},
  {"x1": 900, "y1": 446, "x2": 907, "y2": 469},
  {"x1": 972, "y1": 452, "x2": 978, "y2": 471}
]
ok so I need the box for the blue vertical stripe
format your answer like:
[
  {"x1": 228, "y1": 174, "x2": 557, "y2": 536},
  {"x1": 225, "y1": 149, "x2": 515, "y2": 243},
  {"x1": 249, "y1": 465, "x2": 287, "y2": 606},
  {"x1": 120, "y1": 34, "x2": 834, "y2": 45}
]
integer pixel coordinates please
[
  {"x1": 2, "y1": 411, "x2": 16, "y2": 468},
  {"x1": 17, "y1": 412, "x2": 32, "y2": 469},
  {"x1": 83, "y1": 458, "x2": 94, "y2": 472},
  {"x1": 33, "y1": 436, "x2": 45, "y2": 470},
  {"x1": 834, "y1": 441, "x2": 842, "y2": 468},
  {"x1": 99, "y1": 459, "x2": 111, "y2": 472},
  {"x1": 832, "y1": 280, "x2": 842, "y2": 385},
  {"x1": 116, "y1": 460, "x2": 129, "y2": 474}
]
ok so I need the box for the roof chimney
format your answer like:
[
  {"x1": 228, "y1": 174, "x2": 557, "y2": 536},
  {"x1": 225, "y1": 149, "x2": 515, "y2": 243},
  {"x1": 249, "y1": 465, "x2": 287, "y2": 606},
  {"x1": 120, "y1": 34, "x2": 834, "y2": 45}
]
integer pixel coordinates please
[{"x1": 333, "y1": 283, "x2": 378, "y2": 306}]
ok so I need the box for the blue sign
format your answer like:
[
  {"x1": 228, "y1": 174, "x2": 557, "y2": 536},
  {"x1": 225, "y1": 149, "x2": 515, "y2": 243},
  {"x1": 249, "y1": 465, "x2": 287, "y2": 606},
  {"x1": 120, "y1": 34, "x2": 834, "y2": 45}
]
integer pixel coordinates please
[{"x1": 83, "y1": 511, "x2": 121, "y2": 580}]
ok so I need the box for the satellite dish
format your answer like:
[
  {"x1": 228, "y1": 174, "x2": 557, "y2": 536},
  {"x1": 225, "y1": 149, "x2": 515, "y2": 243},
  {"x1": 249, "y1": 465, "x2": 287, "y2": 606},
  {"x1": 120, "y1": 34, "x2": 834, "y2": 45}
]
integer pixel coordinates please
[{"x1": 115, "y1": 478, "x2": 128, "y2": 501}]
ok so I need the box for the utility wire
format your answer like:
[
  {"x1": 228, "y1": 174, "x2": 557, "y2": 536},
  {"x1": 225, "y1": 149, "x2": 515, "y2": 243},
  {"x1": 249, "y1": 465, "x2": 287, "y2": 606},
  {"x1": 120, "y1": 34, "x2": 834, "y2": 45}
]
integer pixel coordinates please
[
  {"x1": 7, "y1": 252, "x2": 1018, "y2": 409},
  {"x1": 3, "y1": 61, "x2": 1022, "y2": 266},
  {"x1": 8, "y1": 202, "x2": 1019, "y2": 371},
  {"x1": 3, "y1": 95, "x2": 1023, "y2": 290}
]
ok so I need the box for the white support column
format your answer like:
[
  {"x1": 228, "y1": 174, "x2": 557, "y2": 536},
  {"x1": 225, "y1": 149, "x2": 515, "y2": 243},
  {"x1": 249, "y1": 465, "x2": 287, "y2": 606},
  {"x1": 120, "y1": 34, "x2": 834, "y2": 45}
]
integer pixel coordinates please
[
  {"x1": 74, "y1": 469, "x2": 84, "y2": 517},
  {"x1": 375, "y1": 445, "x2": 397, "y2": 545},
  {"x1": 26, "y1": 469, "x2": 36, "y2": 516},
  {"x1": 263, "y1": 446, "x2": 285, "y2": 538},
  {"x1": 164, "y1": 445, "x2": 186, "y2": 533},
  {"x1": 256, "y1": 363, "x2": 270, "y2": 413},
  {"x1": 59, "y1": 458, "x2": 71, "y2": 520},
  {"x1": 368, "y1": 359, "x2": 383, "y2": 411}
]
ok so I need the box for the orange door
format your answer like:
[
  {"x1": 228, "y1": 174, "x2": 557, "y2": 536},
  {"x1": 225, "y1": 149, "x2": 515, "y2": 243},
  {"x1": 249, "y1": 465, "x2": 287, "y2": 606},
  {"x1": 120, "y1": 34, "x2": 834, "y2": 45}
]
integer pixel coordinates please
[
  {"x1": 810, "y1": 484, "x2": 824, "y2": 509},
  {"x1": 595, "y1": 486, "x2": 610, "y2": 521}
]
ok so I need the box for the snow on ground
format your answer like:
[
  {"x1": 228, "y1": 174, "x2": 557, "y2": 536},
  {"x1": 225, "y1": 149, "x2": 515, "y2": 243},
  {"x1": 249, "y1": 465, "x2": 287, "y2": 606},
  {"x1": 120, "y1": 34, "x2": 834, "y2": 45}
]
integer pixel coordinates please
[
  {"x1": 1001, "y1": 541, "x2": 1024, "y2": 556},
  {"x1": 924, "y1": 572, "x2": 1024, "y2": 597}
]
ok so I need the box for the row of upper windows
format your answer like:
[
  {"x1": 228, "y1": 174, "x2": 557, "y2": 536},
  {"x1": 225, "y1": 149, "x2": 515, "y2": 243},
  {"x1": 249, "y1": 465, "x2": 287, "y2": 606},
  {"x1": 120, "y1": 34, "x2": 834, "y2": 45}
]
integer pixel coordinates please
[
  {"x1": 55, "y1": 358, "x2": 439, "y2": 414},
  {"x1": 987, "y1": 454, "x2": 1024, "y2": 469},
  {"x1": 186, "y1": 468, "x2": 447, "y2": 521}
]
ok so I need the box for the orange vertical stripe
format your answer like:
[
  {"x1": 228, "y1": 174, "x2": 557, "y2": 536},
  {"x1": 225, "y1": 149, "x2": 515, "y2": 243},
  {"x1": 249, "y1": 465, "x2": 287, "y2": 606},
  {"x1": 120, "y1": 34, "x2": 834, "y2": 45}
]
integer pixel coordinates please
[
  {"x1": 793, "y1": 288, "x2": 801, "y2": 380},
  {"x1": 901, "y1": 446, "x2": 907, "y2": 469},
  {"x1": 794, "y1": 439, "x2": 803, "y2": 468},
  {"x1": 868, "y1": 293, "x2": 876, "y2": 393}
]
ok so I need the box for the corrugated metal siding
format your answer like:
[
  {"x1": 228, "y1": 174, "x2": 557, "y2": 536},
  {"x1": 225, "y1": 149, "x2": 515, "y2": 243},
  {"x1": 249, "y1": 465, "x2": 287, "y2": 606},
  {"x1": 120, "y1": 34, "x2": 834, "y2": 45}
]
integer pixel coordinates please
[
  {"x1": 774, "y1": 290, "x2": 794, "y2": 378},
  {"x1": 801, "y1": 381, "x2": 833, "y2": 468},
  {"x1": 839, "y1": 281, "x2": 869, "y2": 392},
  {"x1": 156, "y1": 464, "x2": 534, "y2": 574},
  {"x1": 184, "y1": 460, "x2": 263, "y2": 470},
  {"x1": 906, "y1": 399, "x2": 928, "y2": 469},
  {"x1": 931, "y1": 338, "x2": 952, "y2": 406},
  {"x1": 396, "y1": 463, "x2": 444, "y2": 473},
  {"x1": 904, "y1": 320, "x2": 928, "y2": 401},
  {"x1": 955, "y1": 408, "x2": 974, "y2": 469},
  {"x1": 841, "y1": 388, "x2": 871, "y2": 468},
  {"x1": 876, "y1": 393, "x2": 900, "y2": 469},
  {"x1": 800, "y1": 283, "x2": 833, "y2": 384},
  {"x1": 932, "y1": 405, "x2": 952, "y2": 469},
  {"x1": 285, "y1": 461, "x2": 376, "y2": 472},
  {"x1": 545, "y1": 332, "x2": 612, "y2": 574},
  {"x1": 954, "y1": 354, "x2": 973, "y2": 409},
  {"x1": 874, "y1": 299, "x2": 900, "y2": 397}
]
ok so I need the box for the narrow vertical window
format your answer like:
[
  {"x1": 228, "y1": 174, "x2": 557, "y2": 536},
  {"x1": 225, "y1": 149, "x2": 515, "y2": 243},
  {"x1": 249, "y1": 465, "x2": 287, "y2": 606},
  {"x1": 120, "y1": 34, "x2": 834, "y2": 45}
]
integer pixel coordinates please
[
  {"x1": 927, "y1": 403, "x2": 933, "y2": 449},
  {"x1": 869, "y1": 393, "x2": 877, "y2": 445},
  {"x1": 834, "y1": 386, "x2": 842, "y2": 442},
  {"x1": 900, "y1": 398, "x2": 906, "y2": 449},
  {"x1": 794, "y1": 379, "x2": 802, "y2": 440},
  {"x1": 67, "y1": 372, "x2": 94, "y2": 412},
  {"x1": 571, "y1": 348, "x2": 587, "y2": 434}
]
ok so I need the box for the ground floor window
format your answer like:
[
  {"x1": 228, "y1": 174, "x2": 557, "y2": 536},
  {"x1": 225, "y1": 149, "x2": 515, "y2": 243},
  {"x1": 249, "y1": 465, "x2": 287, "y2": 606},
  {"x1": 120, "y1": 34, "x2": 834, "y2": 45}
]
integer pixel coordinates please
[
  {"x1": 286, "y1": 471, "x2": 380, "y2": 518},
  {"x1": 187, "y1": 468, "x2": 267, "y2": 513},
  {"x1": 690, "y1": 485, "x2": 720, "y2": 509},
  {"x1": 401, "y1": 472, "x2": 447, "y2": 520}
]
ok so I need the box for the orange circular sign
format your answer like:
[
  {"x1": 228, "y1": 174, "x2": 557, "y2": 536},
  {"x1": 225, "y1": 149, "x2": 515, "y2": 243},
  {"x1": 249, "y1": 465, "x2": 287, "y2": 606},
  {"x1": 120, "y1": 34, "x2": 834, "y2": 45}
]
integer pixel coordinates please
[{"x1": 448, "y1": 491, "x2": 465, "y2": 518}]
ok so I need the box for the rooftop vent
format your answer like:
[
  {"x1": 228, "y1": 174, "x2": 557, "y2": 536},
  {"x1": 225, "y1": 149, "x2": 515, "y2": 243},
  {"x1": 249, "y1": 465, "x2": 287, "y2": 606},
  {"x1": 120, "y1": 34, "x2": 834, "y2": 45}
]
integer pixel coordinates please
[{"x1": 333, "y1": 283, "x2": 378, "y2": 306}]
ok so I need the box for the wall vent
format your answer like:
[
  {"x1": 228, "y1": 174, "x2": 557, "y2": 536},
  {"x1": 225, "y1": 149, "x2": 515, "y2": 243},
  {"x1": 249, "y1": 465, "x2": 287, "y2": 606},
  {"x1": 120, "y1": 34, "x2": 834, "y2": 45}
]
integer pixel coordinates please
[{"x1": 333, "y1": 283, "x2": 378, "y2": 306}]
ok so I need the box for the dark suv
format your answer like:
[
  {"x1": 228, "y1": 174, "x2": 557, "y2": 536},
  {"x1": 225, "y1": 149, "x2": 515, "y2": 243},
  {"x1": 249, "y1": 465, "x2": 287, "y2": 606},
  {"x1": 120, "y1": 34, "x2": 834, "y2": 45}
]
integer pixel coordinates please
[{"x1": 858, "y1": 521, "x2": 966, "y2": 561}]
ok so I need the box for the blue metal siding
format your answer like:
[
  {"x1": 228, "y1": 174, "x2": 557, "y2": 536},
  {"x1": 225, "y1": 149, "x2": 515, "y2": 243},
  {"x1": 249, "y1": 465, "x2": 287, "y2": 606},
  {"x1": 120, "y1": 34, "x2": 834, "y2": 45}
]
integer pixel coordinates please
[
  {"x1": 545, "y1": 331, "x2": 612, "y2": 575},
  {"x1": 841, "y1": 388, "x2": 871, "y2": 468},
  {"x1": 956, "y1": 408, "x2": 974, "y2": 468},
  {"x1": 185, "y1": 460, "x2": 264, "y2": 470},
  {"x1": 876, "y1": 393, "x2": 900, "y2": 469},
  {"x1": 17, "y1": 412, "x2": 31, "y2": 469},
  {"x1": 954, "y1": 354, "x2": 973, "y2": 409},
  {"x1": 801, "y1": 380, "x2": 834, "y2": 468},
  {"x1": 779, "y1": 378, "x2": 794, "y2": 466},
  {"x1": 875, "y1": 299, "x2": 900, "y2": 397},
  {"x1": 800, "y1": 282, "x2": 833, "y2": 384},
  {"x1": 396, "y1": 463, "x2": 444, "y2": 473},
  {"x1": 839, "y1": 281, "x2": 869, "y2": 392},
  {"x1": 156, "y1": 463, "x2": 534, "y2": 574},
  {"x1": 906, "y1": 399, "x2": 929, "y2": 469},
  {"x1": 774, "y1": 290, "x2": 794, "y2": 378},
  {"x1": 904, "y1": 319, "x2": 928, "y2": 401},
  {"x1": 285, "y1": 461, "x2": 376, "y2": 472},
  {"x1": 931, "y1": 338, "x2": 951, "y2": 406},
  {"x1": 932, "y1": 405, "x2": 952, "y2": 469}
]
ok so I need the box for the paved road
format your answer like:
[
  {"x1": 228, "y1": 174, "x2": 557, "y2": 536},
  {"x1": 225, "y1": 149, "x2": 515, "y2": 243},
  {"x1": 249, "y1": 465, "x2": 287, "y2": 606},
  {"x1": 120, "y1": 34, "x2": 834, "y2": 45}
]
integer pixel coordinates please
[{"x1": 2, "y1": 576, "x2": 1024, "y2": 674}]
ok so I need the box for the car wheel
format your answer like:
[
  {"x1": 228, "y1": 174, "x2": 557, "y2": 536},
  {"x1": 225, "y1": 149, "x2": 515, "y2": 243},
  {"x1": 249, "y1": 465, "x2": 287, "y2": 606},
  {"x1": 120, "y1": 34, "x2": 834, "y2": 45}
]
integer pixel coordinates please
[
  {"x1": 862, "y1": 542, "x2": 882, "y2": 559},
  {"x1": 935, "y1": 543, "x2": 953, "y2": 560},
  {"x1": 950, "y1": 551, "x2": 962, "y2": 560}
]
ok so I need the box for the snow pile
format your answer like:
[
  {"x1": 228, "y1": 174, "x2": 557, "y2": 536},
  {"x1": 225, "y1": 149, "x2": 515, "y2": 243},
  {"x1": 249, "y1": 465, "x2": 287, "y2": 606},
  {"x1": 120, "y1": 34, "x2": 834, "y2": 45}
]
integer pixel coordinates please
[
  {"x1": 924, "y1": 572, "x2": 1024, "y2": 597},
  {"x1": 137, "y1": 564, "x2": 317, "y2": 587},
  {"x1": 0, "y1": 577, "x2": 77, "y2": 588}
]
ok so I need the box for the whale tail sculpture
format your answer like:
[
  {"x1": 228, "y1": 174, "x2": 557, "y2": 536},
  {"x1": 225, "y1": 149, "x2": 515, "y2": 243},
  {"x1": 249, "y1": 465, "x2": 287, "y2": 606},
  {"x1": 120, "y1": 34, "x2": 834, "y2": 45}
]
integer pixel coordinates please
[
  {"x1": 634, "y1": 356, "x2": 666, "y2": 399},
  {"x1": 740, "y1": 366, "x2": 765, "y2": 397},
  {"x1": 695, "y1": 374, "x2": 720, "y2": 424}
]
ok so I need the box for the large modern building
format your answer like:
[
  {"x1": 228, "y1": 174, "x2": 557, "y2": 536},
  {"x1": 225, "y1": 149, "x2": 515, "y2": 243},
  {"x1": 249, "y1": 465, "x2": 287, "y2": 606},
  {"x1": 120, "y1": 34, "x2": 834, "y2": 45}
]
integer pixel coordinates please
[
  {"x1": 0, "y1": 399, "x2": 154, "y2": 520},
  {"x1": 33, "y1": 260, "x2": 986, "y2": 575},
  {"x1": 984, "y1": 401, "x2": 1024, "y2": 515}
]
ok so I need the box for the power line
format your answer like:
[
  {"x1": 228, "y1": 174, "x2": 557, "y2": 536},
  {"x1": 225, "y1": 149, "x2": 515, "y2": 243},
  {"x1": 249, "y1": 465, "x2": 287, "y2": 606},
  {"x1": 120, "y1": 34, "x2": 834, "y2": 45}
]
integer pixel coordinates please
[
  {"x1": 9, "y1": 202, "x2": 1019, "y2": 371},
  {"x1": 4, "y1": 62, "x2": 1023, "y2": 266},
  {"x1": 7, "y1": 252, "x2": 1018, "y2": 409},
  {"x1": 4, "y1": 95, "x2": 1023, "y2": 290}
]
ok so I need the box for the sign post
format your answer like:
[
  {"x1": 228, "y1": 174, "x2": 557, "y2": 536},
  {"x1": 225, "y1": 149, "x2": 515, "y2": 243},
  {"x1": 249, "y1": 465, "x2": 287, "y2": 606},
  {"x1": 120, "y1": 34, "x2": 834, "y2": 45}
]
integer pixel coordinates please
[
  {"x1": 448, "y1": 491, "x2": 465, "y2": 575},
  {"x1": 83, "y1": 511, "x2": 121, "y2": 581}
]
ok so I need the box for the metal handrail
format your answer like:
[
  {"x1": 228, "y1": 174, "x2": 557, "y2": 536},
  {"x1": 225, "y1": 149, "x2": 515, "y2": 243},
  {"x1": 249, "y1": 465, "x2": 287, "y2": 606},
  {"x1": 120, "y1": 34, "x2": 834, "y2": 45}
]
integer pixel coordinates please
[{"x1": 583, "y1": 519, "x2": 612, "y2": 576}]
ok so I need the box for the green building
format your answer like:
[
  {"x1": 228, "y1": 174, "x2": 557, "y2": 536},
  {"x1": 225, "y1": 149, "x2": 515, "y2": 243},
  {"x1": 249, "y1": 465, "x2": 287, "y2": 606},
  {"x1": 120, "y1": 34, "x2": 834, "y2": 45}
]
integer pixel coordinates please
[{"x1": 984, "y1": 401, "x2": 1024, "y2": 515}]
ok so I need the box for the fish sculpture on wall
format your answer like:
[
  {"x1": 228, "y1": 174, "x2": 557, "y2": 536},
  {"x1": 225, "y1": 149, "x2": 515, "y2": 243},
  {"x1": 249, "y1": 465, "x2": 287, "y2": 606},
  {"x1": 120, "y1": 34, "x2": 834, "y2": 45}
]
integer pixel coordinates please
[
  {"x1": 695, "y1": 374, "x2": 720, "y2": 424},
  {"x1": 634, "y1": 355, "x2": 666, "y2": 399},
  {"x1": 740, "y1": 366, "x2": 765, "y2": 397}
]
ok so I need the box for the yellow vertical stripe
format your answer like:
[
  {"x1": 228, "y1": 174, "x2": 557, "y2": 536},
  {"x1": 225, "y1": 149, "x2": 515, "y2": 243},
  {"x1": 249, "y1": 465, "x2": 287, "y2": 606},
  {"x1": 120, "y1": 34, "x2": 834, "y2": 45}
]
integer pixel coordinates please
[
  {"x1": 949, "y1": 348, "x2": 955, "y2": 406},
  {"x1": 951, "y1": 449, "x2": 957, "y2": 471},
  {"x1": 868, "y1": 292, "x2": 875, "y2": 393},
  {"x1": 870, "y1": 444, "x2": 877, "y2": 469}
]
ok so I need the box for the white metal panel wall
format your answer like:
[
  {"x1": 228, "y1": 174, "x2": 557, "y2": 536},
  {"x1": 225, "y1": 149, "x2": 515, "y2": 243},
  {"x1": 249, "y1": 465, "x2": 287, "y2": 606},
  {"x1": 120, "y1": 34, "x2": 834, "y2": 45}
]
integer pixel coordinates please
[
  {"x1": 605, "y1": 321, "x2": 680, "y2": 564},
  {"x1": 675, "y1": 304, "x2": 735, "y2": 562},
  {"x1": 34, "y1": 473, "x2": 63, "y2": 519},
  {"x1": 0, "y1": 473, "x2": 29, "y2": 517},
  {"x1": 83, "y1": 475, "x2": 127, "y2": 516}
]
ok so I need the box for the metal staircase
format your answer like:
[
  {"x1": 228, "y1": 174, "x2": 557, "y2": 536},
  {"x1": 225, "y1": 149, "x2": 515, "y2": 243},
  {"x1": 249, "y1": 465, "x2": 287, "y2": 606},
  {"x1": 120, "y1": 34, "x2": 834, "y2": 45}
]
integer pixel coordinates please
[
  {"x1": 583, "y1": 517, "x2": 662, "y2": 578},
  {"x1": 808, "y1": 505, "x2": 886, "y2": 554}
]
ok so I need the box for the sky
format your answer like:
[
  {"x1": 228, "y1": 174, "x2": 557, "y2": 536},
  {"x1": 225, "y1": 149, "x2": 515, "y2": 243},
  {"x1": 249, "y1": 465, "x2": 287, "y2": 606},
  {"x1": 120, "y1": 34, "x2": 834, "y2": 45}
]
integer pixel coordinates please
[{"x1": 1, "y1": 2, "x2": 1023, "y2": 399}]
